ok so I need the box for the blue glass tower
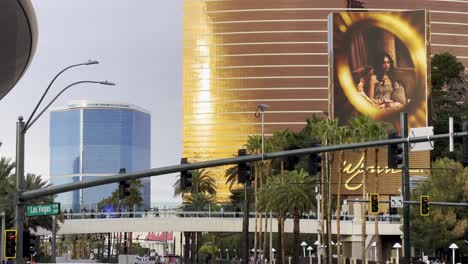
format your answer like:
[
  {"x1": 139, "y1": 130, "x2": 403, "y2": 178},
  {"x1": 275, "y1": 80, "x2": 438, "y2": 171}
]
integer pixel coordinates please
[{"x1": 50, "y1": 101, "x2": 151, "y2": 211}]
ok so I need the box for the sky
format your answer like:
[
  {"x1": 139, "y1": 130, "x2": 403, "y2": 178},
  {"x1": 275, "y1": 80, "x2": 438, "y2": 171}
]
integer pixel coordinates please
[{"x1": 0, "y1": 0, "x2": 183, "y2": 204}]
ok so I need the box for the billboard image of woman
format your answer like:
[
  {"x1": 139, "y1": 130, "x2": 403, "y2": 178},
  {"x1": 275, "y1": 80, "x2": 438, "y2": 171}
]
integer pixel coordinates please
[{"x1": 329, "y1": 10, "x2": 429, "y2": 130}]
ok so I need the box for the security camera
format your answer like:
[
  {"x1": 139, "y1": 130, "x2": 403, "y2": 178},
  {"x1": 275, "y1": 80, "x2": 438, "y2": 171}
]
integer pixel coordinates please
[{"x1": 258, "y1": 104, "x2": 270, "y2": 111}]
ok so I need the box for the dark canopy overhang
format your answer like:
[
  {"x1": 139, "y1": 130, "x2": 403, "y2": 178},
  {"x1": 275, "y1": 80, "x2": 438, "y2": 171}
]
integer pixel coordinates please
[{"x1": 0, "y1": 0, "x2": 37, "y2": 100}]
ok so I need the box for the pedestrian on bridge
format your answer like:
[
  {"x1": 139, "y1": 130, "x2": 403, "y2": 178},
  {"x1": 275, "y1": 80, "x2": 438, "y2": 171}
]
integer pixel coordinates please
[{"x1": 154, "y1": 207, "x2": 159, "y2": 217}]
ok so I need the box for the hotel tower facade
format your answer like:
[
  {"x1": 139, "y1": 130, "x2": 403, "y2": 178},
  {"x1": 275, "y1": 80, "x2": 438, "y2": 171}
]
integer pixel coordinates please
[{"x1": 183, "y1": 0, "x2": 468, "y2": 201}]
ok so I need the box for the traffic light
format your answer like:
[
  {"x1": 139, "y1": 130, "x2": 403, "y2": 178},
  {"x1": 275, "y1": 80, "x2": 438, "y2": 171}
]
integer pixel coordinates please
[
  {"x1": 4, "y1": 230, "x2": 17, "y2": 259},
  {"x1": 118, "y1": 168, "x2": 131, "y2": 199},
  {"x1": 370, "y1": 193, "x2": 379, "y2": 214},
  {"x1": 462, "y1": 122, "x2": 468, "y2": 167},
  {"x1": 420, "y1": 195, "x2": 429, "y2": 216},
  {"x1": 180, "y1": 158, "x2": 193, "y2": 190},
  {"x1": 284, "y1": 144, "x2": 300, "y2": 171},
  {"x1": 237, "y1": 149, "x2": 251, "y2": 184},
  {"x1": 388, "y1": 131, "x2": 403, "y2": 169},
  {"x1": 23, "y1": 230, "x2": 36, "y2": 258},
  {"x1": 308, "y1": 143, "x2": 322, "y2": 175}
]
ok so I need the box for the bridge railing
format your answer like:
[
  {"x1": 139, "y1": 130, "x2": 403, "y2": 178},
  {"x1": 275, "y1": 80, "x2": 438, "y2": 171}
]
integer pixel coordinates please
[{"x1": 60, "y1": 210, "x2": 401, "y2": 223}]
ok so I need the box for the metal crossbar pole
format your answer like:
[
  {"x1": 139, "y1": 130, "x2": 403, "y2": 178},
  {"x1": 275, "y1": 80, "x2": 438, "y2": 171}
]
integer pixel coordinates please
[
  {"x1": 401, "y1": 113, "x2": 411, "y2": 264},
  {"x1": 20, "y1": 131, "x2": 468, "y2": 201},
  {"x1": 349, "y1": 200, "x2": 468, "y2": 207}
]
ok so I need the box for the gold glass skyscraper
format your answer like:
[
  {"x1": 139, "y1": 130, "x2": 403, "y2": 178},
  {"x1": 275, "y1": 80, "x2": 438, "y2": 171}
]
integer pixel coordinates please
[{"x1": 183, "y1": 0, "x2": 468, "y2": 201}]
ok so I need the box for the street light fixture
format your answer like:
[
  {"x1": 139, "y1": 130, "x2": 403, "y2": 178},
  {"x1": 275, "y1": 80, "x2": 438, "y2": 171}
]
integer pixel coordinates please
[
  {"x1": 14, "y1": 61, "x2": 113, "y2": 264},
  {"x1": 449, "y1": 243, "x2": 458, "y2": 264},
  {"x1": 24, "y1": 60, "x2": 99, "y2": 130},
  {"x1": 393, "y1": 243, "x2": 402, "y2": 264},
  {"x1": 307, "y1": 246, "x2": 313, "y2": 264},
  {"x1": 301, "y1": 242, "x2": 308, "y2": 257},
  {"x1": 25, "y1": 80, "x2": 115, "y2": 131},
  {"x1": 314, "y1": 240, "x2": 321, "y2": 264},
  {"x1": 371, "y1": 241, "x2": 377, "y2": 261}
]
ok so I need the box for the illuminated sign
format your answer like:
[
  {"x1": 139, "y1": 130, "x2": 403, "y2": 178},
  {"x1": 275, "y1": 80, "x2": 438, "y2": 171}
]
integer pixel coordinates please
[{"x1": 330, "y1": 149, "x2": 428, "y2": 195}]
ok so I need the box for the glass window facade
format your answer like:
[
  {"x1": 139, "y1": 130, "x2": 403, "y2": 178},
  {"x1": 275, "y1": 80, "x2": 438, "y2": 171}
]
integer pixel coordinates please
[
  {"x1": 50, "y1": 104, "x2": 151, "y2": 211},
  {"x1": 50, "y1": 110, "x2": 80, "y2": 176}
]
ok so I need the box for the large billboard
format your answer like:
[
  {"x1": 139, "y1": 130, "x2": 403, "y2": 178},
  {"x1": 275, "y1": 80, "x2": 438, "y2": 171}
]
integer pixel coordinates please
[
  {"x1": 329, "y1": 10, "x2": 429, "y2": 130},
  {"x1": 328, "y1": 10, "x2": 430, "y2": 196}
]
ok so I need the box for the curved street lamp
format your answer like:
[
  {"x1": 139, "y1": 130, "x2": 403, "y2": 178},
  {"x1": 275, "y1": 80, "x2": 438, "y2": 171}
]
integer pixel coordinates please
[
  {"x1": 14, "y1": 60, "x2": 113, "y2": 264},
  {"x1": 25, "y1": 80, "x2": 115, "y2": 131},
  {"x1": 24, "y1": 60, "x2": 99, "y2": 130}
]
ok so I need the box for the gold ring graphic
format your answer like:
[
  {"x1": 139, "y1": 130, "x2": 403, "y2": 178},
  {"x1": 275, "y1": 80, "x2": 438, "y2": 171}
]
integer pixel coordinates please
[{"x1": 334, "y1": 12, "x2": 427, "y2": 128}]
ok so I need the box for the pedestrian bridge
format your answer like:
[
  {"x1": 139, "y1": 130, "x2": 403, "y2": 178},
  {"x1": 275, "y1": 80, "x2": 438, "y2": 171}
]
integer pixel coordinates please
[{"x1": 34, "y1": 211, "x2": 402, "y2": 236}]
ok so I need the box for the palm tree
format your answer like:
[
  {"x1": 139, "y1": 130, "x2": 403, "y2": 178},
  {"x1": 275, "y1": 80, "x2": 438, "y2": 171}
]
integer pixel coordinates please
[
  {"x1": 183, "y1": 192, "x2": 215, "y2": 211},
  {"x1": 173, "y1": 168, "x2": 217, "y2": 264},
  {"x1": 173, "y1": 168, "x2": 217, "y2": 197},
  {"x1": 0, "y1": 157, "x2": 15, "y2": 181},
  {"x1": 368, "y1": 120, "x2": 392, "y2": 264},
  {"x1": 98, "y1": 179, "x2": 144, "y2": 210},
  {"x1": 335, "y1": 125, "x2": 353, "y2": 264},
  {"x1": 244, "y1": 135, "x2": 262, "y2": 260},
  {"x1": 270, "y1": 129, "x2": 293, "y2": 264},
  {"x1": 0, "y1": 167, "x2": 57, "y2": 231},
  {"x1": 276, "y1": 169, "x2": 316, "y2": 263},
  {"x1": 348, "y1": 115, "x2": 378, "y2": 263},
  {"x1": 224, "y1": 165, "x2": 238, "y2": 191},
  {"x1": 310, "y1": 117, "x2": 340, "y2": 262}
]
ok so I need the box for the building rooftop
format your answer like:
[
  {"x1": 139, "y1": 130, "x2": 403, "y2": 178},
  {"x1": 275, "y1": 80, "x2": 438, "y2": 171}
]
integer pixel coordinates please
[{"x1": 51, "y1": 100, "x2": 151, "y2": 115}]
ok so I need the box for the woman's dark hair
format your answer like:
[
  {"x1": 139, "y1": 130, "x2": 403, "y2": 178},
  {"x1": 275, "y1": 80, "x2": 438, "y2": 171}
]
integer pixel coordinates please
[{"x1": 375, "y1": 52, "x2": 396, "y2": 88}]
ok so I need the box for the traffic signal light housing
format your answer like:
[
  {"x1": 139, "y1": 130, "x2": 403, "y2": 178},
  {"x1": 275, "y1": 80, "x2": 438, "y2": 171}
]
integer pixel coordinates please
[
  {"x1": 388, "y1": 131, "x2": 403, "y2": 169},
  {"x1": 420, "y1": 195, "x2": 429, "y2": 216},
  {"x1": 23, "y1": 230, "x2": 37, "y2": 258},
  {"x1": 118, "y1": 168, "x2": 131, "y2": 199},
  {"x1": 180, "y1": 158, "x2": 193, "y2": 190},
  {"x1": 4, "y1": 229, "x2": 17, "y2": 259},
  {"x1": 284, "y1": 144, "x2": 300, "y2": 171},
  {"x1": 308, "y1": 143, "x2": 322, "y2": 175},
  {"x1": 370, "y1": 193, "x2": 379, "y2": 214},
  {"x1": 237, "y1": 149, "x2": 251, "y2": 184}
]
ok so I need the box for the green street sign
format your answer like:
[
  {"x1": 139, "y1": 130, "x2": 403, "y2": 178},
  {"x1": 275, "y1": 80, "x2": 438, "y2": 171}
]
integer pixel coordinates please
[{"x1": 26, "y1": 203, "x2": 60, "y2": 217}]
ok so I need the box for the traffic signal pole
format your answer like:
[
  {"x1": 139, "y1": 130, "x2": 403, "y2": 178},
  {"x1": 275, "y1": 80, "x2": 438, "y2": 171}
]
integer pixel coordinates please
[
  {"x1": 243, "y1": 179, "x2": 251, "y2": 264},
  {"x1": 52, "y1": 215, "x2": 56, "y2": 263},
  {"x1": 15, "y1": 118, "x2": 25, "y2": 264},
  {"x1": 401, "y1": 113, "x2": 411, "y2": 264}
]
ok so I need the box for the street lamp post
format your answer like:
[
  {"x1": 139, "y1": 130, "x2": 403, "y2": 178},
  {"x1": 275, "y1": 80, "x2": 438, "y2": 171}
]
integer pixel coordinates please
[
  {"x1": 14, "y1": 61, "x2": 113, "y2": 264},
  {"x1": 255, "y1": 104, "x2": 269, "y2": 263},
  {"x1": 449, "y1": 243, "x2": 458, "y2": 264},
  {"x1": 315, "y1": 240, "x2": 322, "y2": 264},
  {"x1": 393, "y1": 243, "x2": 402, "y2": 264},
  {"x1": 301, "y1": 242, "x2": 308, "y2": 258},
  {"x1": 371, "y1": 241, "x2": 377, "y2": 261},
  {"x1": 226, "y1": 249, "x2": 229, "y2": 261},
  {"x1": 272, "y1": 248, "x2": 276, "y2": 264},
  {"x1": 307, "y1": 246, "x2": 313, "y2": 264}
]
